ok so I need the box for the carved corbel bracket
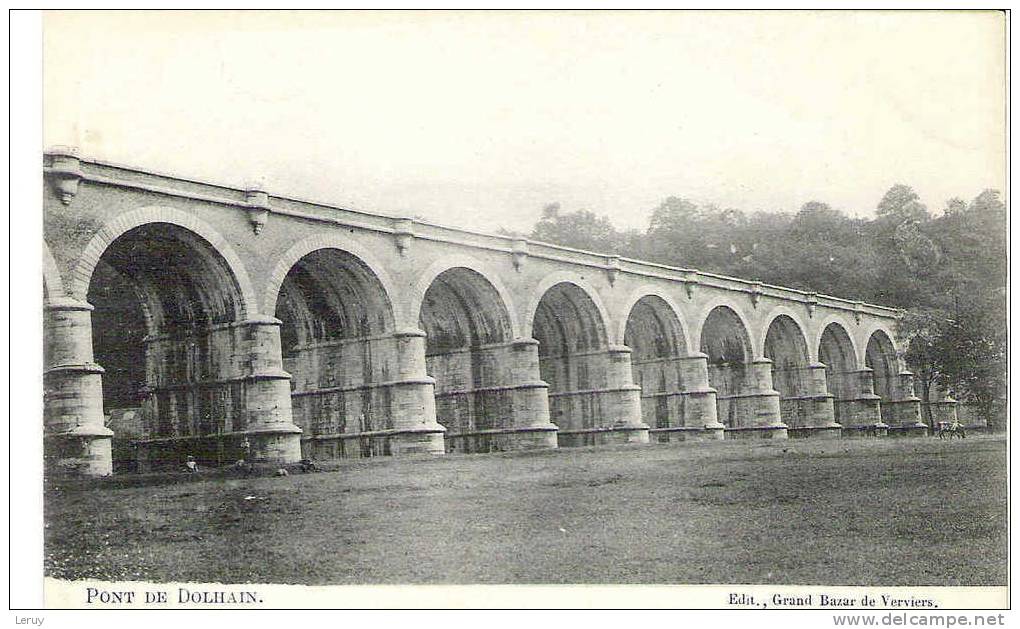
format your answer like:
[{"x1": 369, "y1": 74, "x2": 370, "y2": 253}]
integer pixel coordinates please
[
  {"x1": 244, "y1": 181, "x2": 270, "y2": 235},
  {"x1": 806, "y1": 292, "x2": 818, "y2": 318},
  {"x1": 682, "y1": 270, "x2": 699, "y2": 300},
  {"x1": 44, "y1": 146, "x2": 83, "y2": 205},
  {"x1": 749, "y1": 281, "x2": 764, "y2": 308},
  {"x1": 511, "y1": 238, "x2": 529, "y2": 271},
  {"x1": 853, "y1": 301, "x2": 864, "y2": 324},
  {"x1": 605, "y1": 255, "x2": 621, "y2": 286},
  {"x1": 393, "y1": 217, "x2": 415, "y2": 256}
]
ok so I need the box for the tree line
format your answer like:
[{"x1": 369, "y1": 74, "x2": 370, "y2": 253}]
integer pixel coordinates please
[{"x1": 506, "y1": 185, "x2": 1006, "y2": 428}]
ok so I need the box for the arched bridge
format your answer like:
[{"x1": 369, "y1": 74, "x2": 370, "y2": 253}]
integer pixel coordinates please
[{"x1": 42, "y1": 148, "x2": 927, "y2": 476}]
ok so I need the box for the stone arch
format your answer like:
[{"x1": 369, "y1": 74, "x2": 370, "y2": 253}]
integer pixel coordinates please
[
  {"x1": 417, "y1": 266, "x2": 518, "y2": 452},
  {"x1": 616, "y1": 285, "x2": 690, "y2": 349},
  {"x1": 814, "y1": 314, "x2": 859, "y2": 370},
  {"x1": 818, "y1": 320, "x2": 859, "y2": 425},
  {"x1": 698, "y1": 304, "x2": 756, "y2": 429},
  {"x1": 622, "y1": 291, "x2": 690, "y2": 437},
  {"x1": 760, "y1": 306, "x2": 811, "y2": 361},
  {"x1": 83, "y1": 215, "x2": 264, "y2": 470},
  {"x1": 763, "y1": 313, "x2": 813, "y2": 429},
  {"x1": 865, "y1": 328, "x2": 899, "y2": 404},
  {"x1": 418, "y1": 267, "x2": 515, "y2": 351},
  {"x1": 763, "y1": 314, "x2": 810, "y2": 365},
  {"x1": 43, "y1": 241, "x2": 65, "y2": 301},
  {"x1": 409, "y1": 254, "x2": 521, "y2": 339},
  {"x1": 698, "y1": 304, "x2": 754, "y2": 365},
  {"x1": 270, "y1": 243, "x2": 400, "y2": 458},
  {"x1": 273, "y1": 248, "x2": 397, "y2": 352},
  {"x1": 530, "y1": 279, "x2": 618, "y2": 445},
  {"x1": 71, "y1": 206, "x2": 257, "y2": 317},
  {"x1": 623, "y1": 292, "x2": 689, "y2": 360},
  {"x1": 691, "y1": 295, "x2": 759, "y2": 359},
  {"x1": 532, "y1": 281, "x2": 610, "y2": 358},
  {"x1": 523, "y1": 271, "x2": 612, "y2": 343},
  {"x1": 858, "y1": 320, "x2": 899, "y2": 369},
  {"x1": 264, "y1": 233, "x2": 399, "y2": 320}
]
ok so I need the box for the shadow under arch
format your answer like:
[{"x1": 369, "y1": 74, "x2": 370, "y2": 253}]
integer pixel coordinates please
[
  {"x1": 698, "y1": 305, "x2": 755, "y2": 429},
  {"x1": 865, "y1": 328, "x2": 899, "y2": 424},
  {"x1": 84, "y1": 219, "x2": 254, "y2": 471},
  {"x1": 523, "y1": 272, "x2": 612, "y2": 342},
  {"x1": 763, "y1": 313, "x2": 813, "y2": 429},
  {"x1": 409, "y1": 255, "x2": 521, "y2": 340},
  {"x1": 531, "y1": 280, "x2": 624, "y2": 447},
  {"x1": 623, "y1": 293, "x2": 690, "y2": 439},
  {"x1": 272, "y1": 246, "x2": 399, "y2": 460},
  {"x1": 72, "y1": 206, "x2": 258, "y2": 317},
  {"x1": 263, "y1": 234, "x2": 399, "y2": 320},
  {"x1": 418, "y1": 266, "x2": 519, "y2": 453},
  {"x1": 818, "y1": 320, "x2": 859, "y2": 425}
]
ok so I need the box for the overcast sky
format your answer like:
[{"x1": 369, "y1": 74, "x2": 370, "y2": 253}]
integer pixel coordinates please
[{"x1": 43, "y1": 10, "x2": 1006, "y2": 234}]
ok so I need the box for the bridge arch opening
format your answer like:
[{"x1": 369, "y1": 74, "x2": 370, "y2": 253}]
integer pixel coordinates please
[
  {"x1": 418, "y1": 267, "x2": 515, "y2": 453},
  {"x1": 763, "y1": 315, "x2": 813, "y2": 429},
  {"x1": 533, "y1": 282, "x2": 615, "y2": 446},
  {"x1": 818, "y1": 322, "x2": 857, "y2": 425},
  {"x1": 624, "y1": 295, "x2": 688, "y2": 441},
  {"x1": 865, "y1": 329, "x2": 898, "y2": 423},
  {"x1": 699, "y1": 306, "x2": 754, "y2": 429},
  {"x1": 87, "y1": 222, "x2": 247, "y2": 471},
  {"x1": 273, "y1": 248, "x2": 397, "y2": 459}
]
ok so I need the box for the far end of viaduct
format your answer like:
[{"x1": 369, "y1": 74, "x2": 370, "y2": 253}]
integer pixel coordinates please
[{"x1": 42, "y1": 147, "x2": 964, "y2": 476}]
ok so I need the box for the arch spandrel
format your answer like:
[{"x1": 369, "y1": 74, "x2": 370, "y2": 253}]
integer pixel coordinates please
[{"x1": 43, "y1": 241, "x2": 65, "y2": 301}]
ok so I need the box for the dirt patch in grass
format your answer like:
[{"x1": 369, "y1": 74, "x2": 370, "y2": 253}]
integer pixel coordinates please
[{"x1": 45, "y1": 435, "x2": 1007, "y2": 585}]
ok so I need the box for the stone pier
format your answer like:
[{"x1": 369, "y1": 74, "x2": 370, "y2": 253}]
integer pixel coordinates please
[
  {"x1": 785, "y1": 363, "x2": 842, "y2": 439},
  {"x1": 43, "y1": 298, "x2": 113, "y2": 476}
]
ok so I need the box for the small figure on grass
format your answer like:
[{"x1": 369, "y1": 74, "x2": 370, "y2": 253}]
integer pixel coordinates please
[
  {"x1": 299, "y1": 459, "x2": 317, "y2": 473},
  {"x1": 238, "y1": 437, "x2": 255, "y2": 476},
  {"x1": 185, "y1": 456, "x2": 199, "y2": 474}
]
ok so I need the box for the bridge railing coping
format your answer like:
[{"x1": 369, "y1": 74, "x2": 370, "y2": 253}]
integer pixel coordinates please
[{"x1": 51, "y1": 150, "x2": 901, "y2": 319}]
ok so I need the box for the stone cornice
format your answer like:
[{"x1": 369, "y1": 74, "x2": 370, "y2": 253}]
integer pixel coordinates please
[{"x1": 44, "y1": 150, "x2": 901, "y2": 321}]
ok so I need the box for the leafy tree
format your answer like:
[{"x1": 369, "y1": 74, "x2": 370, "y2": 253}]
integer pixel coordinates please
[
  {"x1": 876, "y1": 183, "x2": 930, "y2": 224},
  {"x1": 917, "y1": 190, "x2": 1007, "y2": 426},
  {"x1": 522, "y1": 184, "x2": 1005, "y2": 429},
  {"x1": 898, "y1": 308, "x2": 952, "y2": 428},
  {"x1": 530, "y1": 203, "x2": 623, "y2": 253},
  {"x1": 943, "y1": 197, "x2": 967, "y2": 216}
]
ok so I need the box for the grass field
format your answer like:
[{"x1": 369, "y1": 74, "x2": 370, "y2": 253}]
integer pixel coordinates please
[{"x1": 45, "y1": 434, "x2": 1007, "y2": 586}]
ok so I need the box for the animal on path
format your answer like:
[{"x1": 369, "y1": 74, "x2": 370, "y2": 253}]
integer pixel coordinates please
[{"x1": 936, "y1": 421, "x2": 966, "y2": 440}]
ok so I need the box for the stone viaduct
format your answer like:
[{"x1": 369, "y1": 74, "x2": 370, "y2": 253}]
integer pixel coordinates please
[{"x1": 43, "y1": 148, "x2": 930, "y2": 476}]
